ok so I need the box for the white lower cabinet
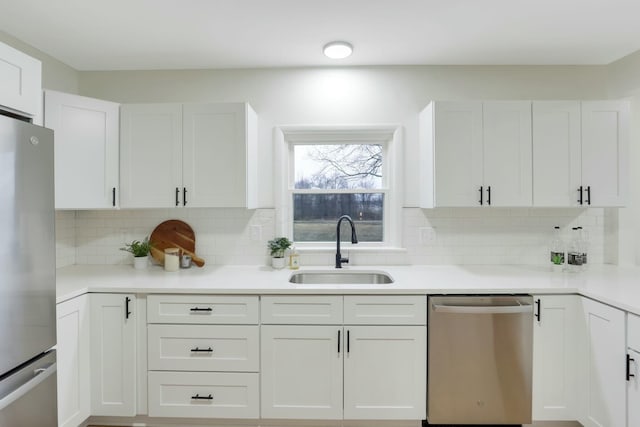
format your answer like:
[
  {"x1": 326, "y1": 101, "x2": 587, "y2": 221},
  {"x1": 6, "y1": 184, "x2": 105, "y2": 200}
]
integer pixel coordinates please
[
  {"x1": 146, "y1": 295, "x2": 260, "y2": 419},
  {"x1": 260, "y1": 325, "x2": 343, "y2": 419},
  {"x1": 260, "y1": 295, "x2": 427, "y2": 421},
  {"x1": 148, "y1": 371, "x2": 259, "y2": 418},
  {"x1": 56, "y1": 295, "x2": 90, "y2": 427},
  {"x1": 532, "y1": 295, "x2": 581, "y2": 421},
  {"x1": 627, "y1": 314, "x2": 640, "y2": 427},
  {"x1": 343, "y1": 325, "x2": 426, "y2": 420},
  {"x1": 90, "y1": 293, "x2": 137, "y2": 417},
  {"x1": 580, "y1": 297, "x2": 626, "y2": 427}
]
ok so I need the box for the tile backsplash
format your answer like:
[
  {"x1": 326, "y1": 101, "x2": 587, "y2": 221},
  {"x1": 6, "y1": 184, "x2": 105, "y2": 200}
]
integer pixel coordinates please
[{"x1": 55, "y1": 207, "x2": 605, "y2": 268}]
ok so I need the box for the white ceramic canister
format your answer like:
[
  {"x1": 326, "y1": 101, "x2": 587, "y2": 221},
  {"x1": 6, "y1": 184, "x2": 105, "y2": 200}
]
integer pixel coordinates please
[{"x1": 164, "y1": 248, "x2": 180, "y2": 272}]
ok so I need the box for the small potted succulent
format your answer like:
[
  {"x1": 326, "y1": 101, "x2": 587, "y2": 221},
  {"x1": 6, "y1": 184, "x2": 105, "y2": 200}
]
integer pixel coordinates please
[
  {"x1": 120, "y1": 237, "x2": 152, "y2": 269},
  {"x1": 268, "y1": 237, "x2": 292, "y2": 269}
]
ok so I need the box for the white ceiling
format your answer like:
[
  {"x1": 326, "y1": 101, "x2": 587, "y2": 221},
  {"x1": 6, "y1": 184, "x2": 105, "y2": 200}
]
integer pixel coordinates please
[{"x1": 1, "y1": 0, "x2": 640, "y2": 71}]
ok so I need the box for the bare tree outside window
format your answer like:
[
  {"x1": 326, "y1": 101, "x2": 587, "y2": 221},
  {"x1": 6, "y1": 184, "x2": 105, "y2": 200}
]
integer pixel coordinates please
[{"x1": 293, "y1": 144, "x2": 384, "y2": 242}]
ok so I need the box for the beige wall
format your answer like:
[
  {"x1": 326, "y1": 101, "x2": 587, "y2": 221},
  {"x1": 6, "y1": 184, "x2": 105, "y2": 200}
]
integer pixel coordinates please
[{"x1": 0, "y1": 30, "x2": 79, "y2": 93}]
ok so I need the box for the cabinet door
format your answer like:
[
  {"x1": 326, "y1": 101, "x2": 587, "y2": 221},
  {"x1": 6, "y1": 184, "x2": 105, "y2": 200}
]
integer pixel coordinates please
[
  {"x1": 183, "y1": 103, "x2": 251, "y2": 207},
  {"x1": 532, "y1": 101, "x2": 582, "y2": 207},
  {"x1": 433, "y1": 101, "x2": 483, "y2": 207},
  {"x1": 44, "y1": 90, "x2": 120, "y2": 209},
  {"x1": 56, "y1": 295, "x2": 90, "y2": 427},
  {"x1": 120, "y1": 104, "x2": 182, "y2": 208},
  {"x1": 260, "y1": 325, "x2": 343, "y2": 419},
  {"x1": 532, "y1": 295, "x2": 581, "y2": 421},
  {"x1": 482, "y1": 101, "x2": 532, "y2": 206},
  {"x1": 581, "y1": 100, "x2": 629, "y2": 207},
  {"x1": 628, "y1": 348, "x2": 640, "y2": 427},
  {"x1": 90, "y1": 294, "x2": 136, "y2": 416},
  {"x1": 343, "y1": 326, "x2": 426, "y2": 420},
  {"x1": 0, "y1": 41, "x2": 41, "y2": 117},
  {"x1": 580, "y1": 298, "x2": 626, "y2": 427}
]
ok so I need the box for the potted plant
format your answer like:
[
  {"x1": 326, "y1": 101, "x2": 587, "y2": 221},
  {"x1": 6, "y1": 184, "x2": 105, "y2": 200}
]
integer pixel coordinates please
[
  {"x1": 120, "y1": 237, "x2": 152, "y2": 269},
  {"x1": 268, "y1": 237, "x2": 292, "y2": 269}
]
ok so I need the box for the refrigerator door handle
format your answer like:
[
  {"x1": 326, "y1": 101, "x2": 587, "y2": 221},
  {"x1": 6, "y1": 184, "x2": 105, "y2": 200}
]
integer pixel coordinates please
[{"x1": 0, "y1": 362, "x2": 56, "y2": 411}]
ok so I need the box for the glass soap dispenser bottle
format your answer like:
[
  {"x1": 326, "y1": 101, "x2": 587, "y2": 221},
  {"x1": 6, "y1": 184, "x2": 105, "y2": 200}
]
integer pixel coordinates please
[
  {"x1": 549, "y1": 226, "x2": 565, "y2": 272},
  {"x1": 289, "y1": 245, "x2": 300, "y2": 270}
]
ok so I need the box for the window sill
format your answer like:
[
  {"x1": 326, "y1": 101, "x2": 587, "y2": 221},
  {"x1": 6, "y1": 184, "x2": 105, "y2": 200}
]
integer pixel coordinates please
[{"x1": 295, "y1": 246, "x2": 407, "y2": 254}]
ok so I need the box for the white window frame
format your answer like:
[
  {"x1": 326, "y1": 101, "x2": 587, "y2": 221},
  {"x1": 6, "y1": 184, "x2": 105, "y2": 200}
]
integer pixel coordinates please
[{"x1": 274, "y1": 125, "x2": 403, "y2": 249}]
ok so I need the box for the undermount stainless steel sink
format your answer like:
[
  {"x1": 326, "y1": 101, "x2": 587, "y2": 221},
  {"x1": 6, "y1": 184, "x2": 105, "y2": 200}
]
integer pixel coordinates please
[{"x1": 288, "y1": 270, "x2": 394, "y2": 285}]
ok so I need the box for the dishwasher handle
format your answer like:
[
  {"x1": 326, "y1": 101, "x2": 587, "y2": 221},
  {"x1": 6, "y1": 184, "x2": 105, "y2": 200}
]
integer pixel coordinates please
[{"x1": 432, "y1": 303, "x2": 533, "y2": 314}]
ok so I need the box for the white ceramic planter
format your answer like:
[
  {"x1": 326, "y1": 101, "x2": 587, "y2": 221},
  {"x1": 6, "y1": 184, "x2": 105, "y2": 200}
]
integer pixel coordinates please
[
  {"x1": 271, "y1": 257, "x2": 286, "y2": 269},
  {"x1": 133, "y1": 255, "x2": 148, "y2": 269}
]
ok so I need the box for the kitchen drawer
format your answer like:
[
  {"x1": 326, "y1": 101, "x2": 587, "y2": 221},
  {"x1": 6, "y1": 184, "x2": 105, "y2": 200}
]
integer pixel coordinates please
[
  {"x1": 344, "y1": 296, "x2": 427, "y2": 325},
  {"x1": 147, "y1": 295, "x2": 259, "y2": 324},
  {"x1": 261, "y1": 296, "x2": 343, "y2": 324},
  {"x1": 148, "y1": 371, "x2": 259, "y2": 419},
  {"x1": 148, "y1": 324, "x2": 259, "y2": 372},
  {"x1": 629, "y1": 313, "x2": 640, "y2": 351}
]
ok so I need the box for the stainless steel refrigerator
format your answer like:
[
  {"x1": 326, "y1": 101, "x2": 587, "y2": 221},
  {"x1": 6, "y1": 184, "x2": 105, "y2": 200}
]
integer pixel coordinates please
[{"x1": 0, "y1": 113, "x2": 57, "y2": 426}]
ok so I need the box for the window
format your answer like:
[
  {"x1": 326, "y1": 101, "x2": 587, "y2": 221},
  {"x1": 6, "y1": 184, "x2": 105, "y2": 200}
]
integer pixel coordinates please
[
  {"x1": 293, "y1": 143, "x2": 385, "y2": 242},
  {"x1": 276, "y1": 126, "x2": 402, "y2": 247}
]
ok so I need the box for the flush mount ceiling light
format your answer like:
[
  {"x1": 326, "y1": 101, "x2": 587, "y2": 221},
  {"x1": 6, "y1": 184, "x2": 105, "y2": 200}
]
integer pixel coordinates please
[{"x1": 323, "y1": 41, "x2": 353, "y2": 59}]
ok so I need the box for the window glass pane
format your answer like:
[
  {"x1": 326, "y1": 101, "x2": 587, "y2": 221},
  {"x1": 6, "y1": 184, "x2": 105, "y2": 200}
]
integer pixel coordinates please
[
  {"x1": 294, "y1": 144, "x2": 383, "y2": 189},
  {"x1": 293, "y1": 193, "x2": 383, "y2": 242}
]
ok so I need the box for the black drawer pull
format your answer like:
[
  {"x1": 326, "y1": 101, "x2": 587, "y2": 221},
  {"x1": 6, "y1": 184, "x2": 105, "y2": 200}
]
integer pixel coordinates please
[
  {"x1": 190, "y1": 307, "x2": 213, "y2": 312},
  {"x1": 191, "y1": 347, "x2": 213, "y2": 353},
  {"x1": 191, "y1": 394, "x2": 213, "y2": 400}
]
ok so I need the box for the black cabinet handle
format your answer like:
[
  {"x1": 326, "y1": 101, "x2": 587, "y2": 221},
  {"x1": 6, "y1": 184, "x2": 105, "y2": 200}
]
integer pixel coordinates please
[
  {"x1": 191, "y1": 394, "x2": 213, "y2": 400},
  {"x1": 125, "y1": 297, "x2": 131, "y2": 320},
  {"x1": 578, "y1": 186, "x2": 584, "y2": 205},
  {"x1": 190, "y1": 307, "x2": 213, "y2": 312},
  {"x1": 486, "y1": 186, "x2": 491, "y2": 206},
  {"x1": 586, "y1": 186, "x2": 591, "y2": 205},
  {"x1": 479, "y1": 186, "x2": 483, "y2": 205},
  {"x1": 112, "y1": 187, "x2": 116, "y2": 207},
  {"x1": 347, "y1": 330, "x2": 350, "y2": 353},
  {"x1": 183, "y1": 187, "x2": 188, "y2": 206},
  {"x1": 191, "y1": 347, "x2": 213, "y2": 353},
  {"x1": 535, "y1": 299, "x2": 541, "y2": 322},
  {"x1": 175, "y1": 187, "x2": 180, "y2": 206},
  {"x1": 338, "y1": 330, "x2": 341, "y2": 353},
  {"x1": 627, "y1": 354, "x2": 635, "y2": 381}
]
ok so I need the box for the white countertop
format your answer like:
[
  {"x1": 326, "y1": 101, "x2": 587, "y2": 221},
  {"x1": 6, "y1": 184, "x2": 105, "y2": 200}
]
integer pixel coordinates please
[{"x1": 56, "y1": 264, "x2": 640, "y2": 316}]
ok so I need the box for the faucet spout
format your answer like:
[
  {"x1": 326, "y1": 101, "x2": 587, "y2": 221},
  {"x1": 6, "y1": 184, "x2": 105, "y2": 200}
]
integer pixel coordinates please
[{"x1": 335, "y1": 215, "x2": 358, "y2": 268}]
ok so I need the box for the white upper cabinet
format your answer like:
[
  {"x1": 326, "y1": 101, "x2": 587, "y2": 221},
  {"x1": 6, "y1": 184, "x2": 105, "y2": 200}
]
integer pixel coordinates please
[
  {"x1": 420, "y1": 101, "x2": 532, "y2": 207},
  {"x1": 420, "y1": 101, "x2": 482, "y2": 207},
  {"x1": 0, "y1": 41, "x2": 41, "y2": 117},
  {"x1": 580, "y1": 100, "x2": 629, "y2": 207},
  {"x1": 482, "y1": 101, "x2": 532, "y2": 206},
  {"x1": 44, "y1": 90, "x2": 120, "y2": 209},
  {"x1": 120, "y1": 102, "x2": 257, "y2": 208},
  {"x1": 120, "y1": 103, "x2": 183, "y2": 208},
  {"x1": 532, "y1": 101, "x2": 582, "y2": 207},
  {"x1": 183, "y1": 103, "x2": 251, "y2": 207},
  {"x1": 533, "y1": 100, "x2": 629, "y2": 207}
]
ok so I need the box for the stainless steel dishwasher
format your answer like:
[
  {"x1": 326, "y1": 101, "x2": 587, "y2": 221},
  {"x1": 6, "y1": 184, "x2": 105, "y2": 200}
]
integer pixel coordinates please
[{"x1": 427, "y1": 295, "x2": 533, "y2": 425}]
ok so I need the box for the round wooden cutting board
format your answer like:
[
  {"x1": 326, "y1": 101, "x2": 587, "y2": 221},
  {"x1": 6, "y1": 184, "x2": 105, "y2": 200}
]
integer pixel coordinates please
[{"x1": 149, "y1": 220, "x2": 205, "y2": 267}]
